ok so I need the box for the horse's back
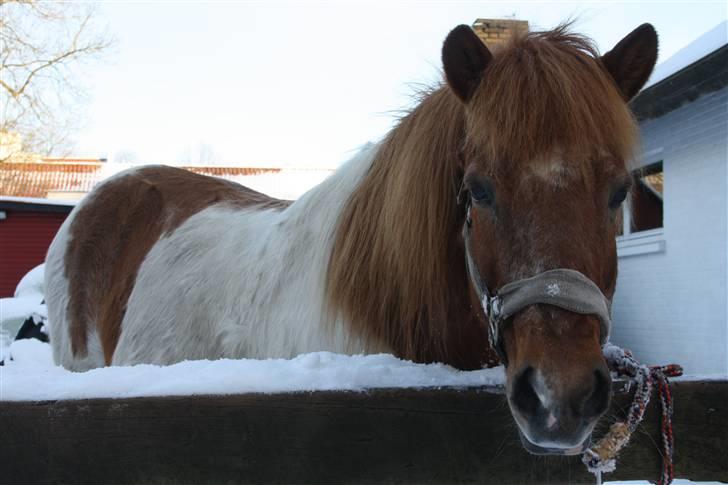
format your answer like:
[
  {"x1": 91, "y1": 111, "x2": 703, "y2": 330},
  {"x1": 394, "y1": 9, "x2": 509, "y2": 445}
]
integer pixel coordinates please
[{"x1": 45, "y1": 165, "x2": 289, "y2": 370}]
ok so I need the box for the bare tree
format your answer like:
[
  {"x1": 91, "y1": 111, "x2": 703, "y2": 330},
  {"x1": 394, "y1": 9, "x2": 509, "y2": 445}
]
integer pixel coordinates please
[
  {"x1": 113, "y1": 149, "x2": 139, "y2": 164},
  {"x1": 177, "y1": 142, "x2": 223, "y2": 165},
  {"x1": 0, "y1": 1, "x2": 113, "y2": 158}
]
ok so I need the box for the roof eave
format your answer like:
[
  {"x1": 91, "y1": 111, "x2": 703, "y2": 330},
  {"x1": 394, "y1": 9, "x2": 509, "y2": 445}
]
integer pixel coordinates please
[{"x1": 630, "y1": 45, "x2": 728, "y2": 121}]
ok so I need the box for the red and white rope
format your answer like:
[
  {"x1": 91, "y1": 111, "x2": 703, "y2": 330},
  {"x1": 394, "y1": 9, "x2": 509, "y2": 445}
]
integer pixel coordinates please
[{"x1": 582, "y1": 344, "x2": 683, "y2": 485}]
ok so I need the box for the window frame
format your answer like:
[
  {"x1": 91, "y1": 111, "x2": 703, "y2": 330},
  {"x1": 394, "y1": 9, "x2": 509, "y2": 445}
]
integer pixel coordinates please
[{"x1": 616, "y1": 148, "x2": 666, "y2": 258}]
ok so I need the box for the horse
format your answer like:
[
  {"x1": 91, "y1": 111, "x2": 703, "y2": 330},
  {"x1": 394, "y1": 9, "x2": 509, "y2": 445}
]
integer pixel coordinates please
[{"x1": 45, "y1": 23, "x2": 657, "y2": 454}]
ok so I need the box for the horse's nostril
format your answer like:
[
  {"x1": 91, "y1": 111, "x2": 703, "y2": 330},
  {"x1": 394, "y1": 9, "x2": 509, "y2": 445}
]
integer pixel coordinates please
[
  {"x1": 511, "y1": 366, "x2": 544, "y2": 417},
  {"x1": 583, "y1": 368, "x2": 611, "y2": 418}
]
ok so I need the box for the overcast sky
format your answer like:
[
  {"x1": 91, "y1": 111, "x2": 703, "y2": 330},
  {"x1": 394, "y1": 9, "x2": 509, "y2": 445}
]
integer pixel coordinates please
[{"x1": 74, "y1": 1, "x2": 727, "y2": 167}]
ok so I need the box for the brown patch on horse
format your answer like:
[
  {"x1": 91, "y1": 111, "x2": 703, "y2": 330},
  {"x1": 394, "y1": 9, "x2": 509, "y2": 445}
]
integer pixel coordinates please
[
  {"x1": 326, "y1": 88, "x2": 497, "y2": 370},
  {"x1": 65, "y1": 166, "x2": 289, "y2": 364}
]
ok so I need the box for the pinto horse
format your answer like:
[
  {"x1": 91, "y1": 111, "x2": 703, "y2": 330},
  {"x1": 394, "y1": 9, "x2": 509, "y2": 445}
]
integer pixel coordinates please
[{"x1": 45, "y1": 23, "x2": 657, "y2": 454}]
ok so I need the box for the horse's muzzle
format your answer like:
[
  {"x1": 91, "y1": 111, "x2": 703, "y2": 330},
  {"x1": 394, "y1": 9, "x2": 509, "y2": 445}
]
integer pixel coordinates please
[{"x1": 518, "y1": 430, "x2": 591, "y2": 456}]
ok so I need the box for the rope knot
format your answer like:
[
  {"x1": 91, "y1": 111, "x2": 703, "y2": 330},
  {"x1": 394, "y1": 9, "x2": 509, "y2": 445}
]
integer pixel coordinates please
[{"x1": 582, "y1": 344, "x2": 682, "y2": 485}]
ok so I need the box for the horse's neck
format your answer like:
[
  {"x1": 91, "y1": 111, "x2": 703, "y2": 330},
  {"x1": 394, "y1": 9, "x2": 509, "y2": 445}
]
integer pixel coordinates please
[
  {"x1": 238, "y1": 144, "x2": 382, "y2": 357},
  {"x1": 323, "y1": 89, "x2": 492, "y2": 367}
]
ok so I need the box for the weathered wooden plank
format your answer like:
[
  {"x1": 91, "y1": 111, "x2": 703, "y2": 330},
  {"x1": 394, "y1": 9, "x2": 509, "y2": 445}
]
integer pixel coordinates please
[{"x1": 1, "y1": 381, "x2": 726, "y2": 485}]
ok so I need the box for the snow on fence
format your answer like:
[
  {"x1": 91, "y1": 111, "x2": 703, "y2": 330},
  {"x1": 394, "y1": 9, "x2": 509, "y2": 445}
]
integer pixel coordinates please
[
  {"x1": 1, "y1": 272, "x2": 726, "y2": 484},
  {"x1": 1, "y1": 377, "x2": 726, "y2": 484}
]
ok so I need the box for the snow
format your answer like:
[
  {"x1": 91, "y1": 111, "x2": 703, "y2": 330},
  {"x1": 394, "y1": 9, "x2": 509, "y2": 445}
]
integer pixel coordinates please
[
  {"x1": 644, "y1": 20, "x2": 727, "y2": 89},
  {"x1": 5, "y1": 339, "x2": 52, "y2": 367},
  {"x1": 0, "y1": 343, "x2": 505, "y2": 401},
  {"x1": 0, "y1": 296, "x2": 46, "y2": 323},
  {"x1": 13, "y1": 263, "x2": 45, "y2": 298},
  {"x1": 1, "y1": 266, "x2": 47, "y2": 361}
]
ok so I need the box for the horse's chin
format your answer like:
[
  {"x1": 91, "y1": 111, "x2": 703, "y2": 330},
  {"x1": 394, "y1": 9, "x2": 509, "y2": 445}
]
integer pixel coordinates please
[{"x1": 518, "y1": 430, "x2": 591, "y2": 456}]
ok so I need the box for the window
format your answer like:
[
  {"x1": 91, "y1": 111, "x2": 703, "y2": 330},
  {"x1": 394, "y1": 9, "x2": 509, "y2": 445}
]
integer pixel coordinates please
[{"x1": 621, "y1": 161, "x2": 663, "y2": 236}]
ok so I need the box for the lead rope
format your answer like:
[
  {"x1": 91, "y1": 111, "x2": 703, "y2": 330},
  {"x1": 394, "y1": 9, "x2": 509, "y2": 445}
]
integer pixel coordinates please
[{"x1": 582, "y1": 344, "x2": 683, "y2": 485}]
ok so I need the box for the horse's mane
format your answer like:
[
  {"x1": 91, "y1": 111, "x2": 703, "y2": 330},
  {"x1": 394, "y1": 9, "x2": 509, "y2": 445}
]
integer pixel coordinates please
[{"x1": 326, "y1": 26, "x2": 637, "y2": 367}]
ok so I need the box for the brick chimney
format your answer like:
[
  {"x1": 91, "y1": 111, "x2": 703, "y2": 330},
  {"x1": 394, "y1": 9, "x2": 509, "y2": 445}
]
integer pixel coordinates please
[{"x1": 472, "y1": 18, "x2": 529, "y2": 48}]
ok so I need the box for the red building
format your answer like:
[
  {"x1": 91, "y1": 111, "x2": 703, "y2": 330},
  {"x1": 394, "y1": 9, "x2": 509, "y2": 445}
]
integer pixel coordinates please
[
  {"x1": 0, "y1": 198, "x2": 74, "y2": 297},
  {"x1": 0, "y1": 158, "x2": 97, "y2": 297}
]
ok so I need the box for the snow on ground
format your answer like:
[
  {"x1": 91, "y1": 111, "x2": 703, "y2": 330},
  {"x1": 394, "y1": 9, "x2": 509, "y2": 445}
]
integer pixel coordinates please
[
  {"x1": 0, "y1": 340, "x2": 505, "y2": 401},
  {"x1": 0, "y1": 264, "x2": 47, "y2": 361},
  {"x1": 0, "y1": 296, "x2": 46, "y2": 323},
  {"x1": 13, "y1": 263, "x2": 45, "y2": 298}
]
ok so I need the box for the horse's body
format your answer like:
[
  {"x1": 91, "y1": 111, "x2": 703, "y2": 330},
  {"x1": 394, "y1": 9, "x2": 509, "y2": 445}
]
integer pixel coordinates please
[
  {"x1": 46, "y1": 23, "x2": 658, "y2": 454},
  {"x1": 46, "y1": 149, "x2": 386, "y2": 370}
]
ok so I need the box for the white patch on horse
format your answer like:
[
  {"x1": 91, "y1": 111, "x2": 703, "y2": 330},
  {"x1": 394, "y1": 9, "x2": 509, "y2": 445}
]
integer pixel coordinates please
[
  {"x1": 527, "y1": 157, "x2": 570, "y2": 185},
  {"x1": 110, "y1": 144, "x2": 383, "y2": 366},
  {"x1": 45, "y1": 197, "x2": 105, "y2": 371},
  {"x1": 533, "y1": 369, "x2": 554, "y2": 410},
  {"x1": 546, "y1": 412, "x2": 558, "y2": 430}
]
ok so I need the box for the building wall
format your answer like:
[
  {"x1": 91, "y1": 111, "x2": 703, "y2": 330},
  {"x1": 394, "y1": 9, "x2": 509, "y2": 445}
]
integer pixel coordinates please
[
  {"x1": 611, "y1": 87, "x2": 728, "y2": 376},
  {"x1": 0, "y1": 210, "x2": 68, "y2": 297},
  {"x1": 472, "y1": 18, "x2": 529, "y2": 48}
]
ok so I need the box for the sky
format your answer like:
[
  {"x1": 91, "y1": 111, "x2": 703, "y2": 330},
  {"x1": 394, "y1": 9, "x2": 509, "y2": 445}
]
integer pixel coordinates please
[{"x1": 73, "y1": 1, "x2": 728, "y2": 167}]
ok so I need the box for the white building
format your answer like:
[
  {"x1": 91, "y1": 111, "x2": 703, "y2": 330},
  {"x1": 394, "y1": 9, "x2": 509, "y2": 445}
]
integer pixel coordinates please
[{"x1": 611, "y1": 22, "x2": 728, "y2": 376}]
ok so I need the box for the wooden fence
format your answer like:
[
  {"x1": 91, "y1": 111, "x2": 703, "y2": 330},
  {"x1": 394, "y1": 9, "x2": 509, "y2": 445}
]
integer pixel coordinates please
[{"x1": 1, "y1": 381, "x2": 726, "y2": 484}]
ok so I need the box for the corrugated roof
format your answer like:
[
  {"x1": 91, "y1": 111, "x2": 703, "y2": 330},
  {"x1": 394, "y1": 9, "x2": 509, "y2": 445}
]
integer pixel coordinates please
[
  {"x1": 0, "y1": 162, "x2": 103, "y2": 198},
  {"x1": 185, "y1": 167, "x2": 281, "y2": 177}
]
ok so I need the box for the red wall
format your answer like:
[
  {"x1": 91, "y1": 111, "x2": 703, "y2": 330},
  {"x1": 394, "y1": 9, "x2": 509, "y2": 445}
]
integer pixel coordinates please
[{"x1": 0, "y1": 210, "x2": 68, "y2": 297}]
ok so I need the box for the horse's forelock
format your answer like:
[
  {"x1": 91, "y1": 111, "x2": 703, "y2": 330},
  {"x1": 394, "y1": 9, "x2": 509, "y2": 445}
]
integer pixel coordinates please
[{"x1": 467, "y1": 25, "x2": 638, "y2": 171}]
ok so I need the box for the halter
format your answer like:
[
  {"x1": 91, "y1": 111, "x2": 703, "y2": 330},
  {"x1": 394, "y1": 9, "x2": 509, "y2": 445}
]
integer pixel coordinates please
[{"x1": 461, "y1": 202, "x2": 612, "y2": 365}]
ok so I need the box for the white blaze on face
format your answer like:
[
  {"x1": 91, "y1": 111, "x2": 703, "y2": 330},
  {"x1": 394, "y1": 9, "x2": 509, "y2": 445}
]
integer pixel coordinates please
[
  {"x1": 533, "y1": 369, "x2": 553, "y2": 410},
  {"x1": 525, "y1": 156, "x2": 580, "y2": 189}
]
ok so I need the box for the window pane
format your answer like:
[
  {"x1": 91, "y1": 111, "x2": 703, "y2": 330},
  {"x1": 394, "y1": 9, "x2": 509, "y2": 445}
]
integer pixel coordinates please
[
  {"x1": 631, "y1": 161, "x2": 663, "y2": 232},
  {"x1": 616, "y1": 205, "x2": 624, "y2": 236}
]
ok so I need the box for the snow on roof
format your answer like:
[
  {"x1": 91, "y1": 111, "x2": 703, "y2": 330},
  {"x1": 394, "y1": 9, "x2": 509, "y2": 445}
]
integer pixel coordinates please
[
  {"x1": 644, "y1": 20, "x2": 727, "y2": 89},
  {"x1": 0, "y1": 161, "x2": 102, "y2": 198},
  {"x1": 1, "y1": 160, "x2": 336, "y2": 201}
]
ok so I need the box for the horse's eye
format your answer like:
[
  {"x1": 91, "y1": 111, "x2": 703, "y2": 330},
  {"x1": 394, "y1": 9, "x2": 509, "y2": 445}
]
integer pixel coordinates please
[
  {"x1": 468, "y1": 179, "x2": 495, "y2": 206},
  {"x1": 609, "y1": 184, "x2": 630, "y2": 210}
]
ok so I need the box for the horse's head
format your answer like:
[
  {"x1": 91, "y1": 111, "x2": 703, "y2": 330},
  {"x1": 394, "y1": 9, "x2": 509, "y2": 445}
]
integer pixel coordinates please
[{"x1": 442, "y1": 24, "x2": 657, "y2": 454}]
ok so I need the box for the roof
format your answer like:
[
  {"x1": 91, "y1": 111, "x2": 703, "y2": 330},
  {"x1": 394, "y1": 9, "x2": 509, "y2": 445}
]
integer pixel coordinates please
[
  {"x1": 631, "y1": 21, "x2": 728, "y2": 120},
  {"x1": 0, "y1": 161, "x2": 103, "y2": 198},
  {"x1": 644, "y1": 21, "x2": 727, "y2": 89},
  {"x1": 0, "y1": 160, "x2": 314, "y2": 200},
  {"x1": 0, "y1": 196, "x2": 75, "y2": 213}
]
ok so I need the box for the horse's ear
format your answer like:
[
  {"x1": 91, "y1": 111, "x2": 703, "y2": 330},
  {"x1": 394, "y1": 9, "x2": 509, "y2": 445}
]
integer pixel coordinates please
[
  {"x1": 601, "y1": 23, "x2": 658, "y2": 101},
  {"x1": 442, "y1": 25, "x2": 493, "y2": 103}
]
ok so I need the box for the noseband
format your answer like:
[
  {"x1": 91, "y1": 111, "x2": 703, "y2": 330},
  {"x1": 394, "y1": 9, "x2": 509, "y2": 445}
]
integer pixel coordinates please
[{"x1": 461, "y1": 204, "x2": 612, "y2": 365}]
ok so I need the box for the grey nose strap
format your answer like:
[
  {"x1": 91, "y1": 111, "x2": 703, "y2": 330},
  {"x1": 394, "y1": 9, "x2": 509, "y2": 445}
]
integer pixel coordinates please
[
  {"x1": 494, "y1": 269, "x2": 611, "y2": 345},
  {"x1": 462, "y1": 208, "x2": 612, "y2": 365}
]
